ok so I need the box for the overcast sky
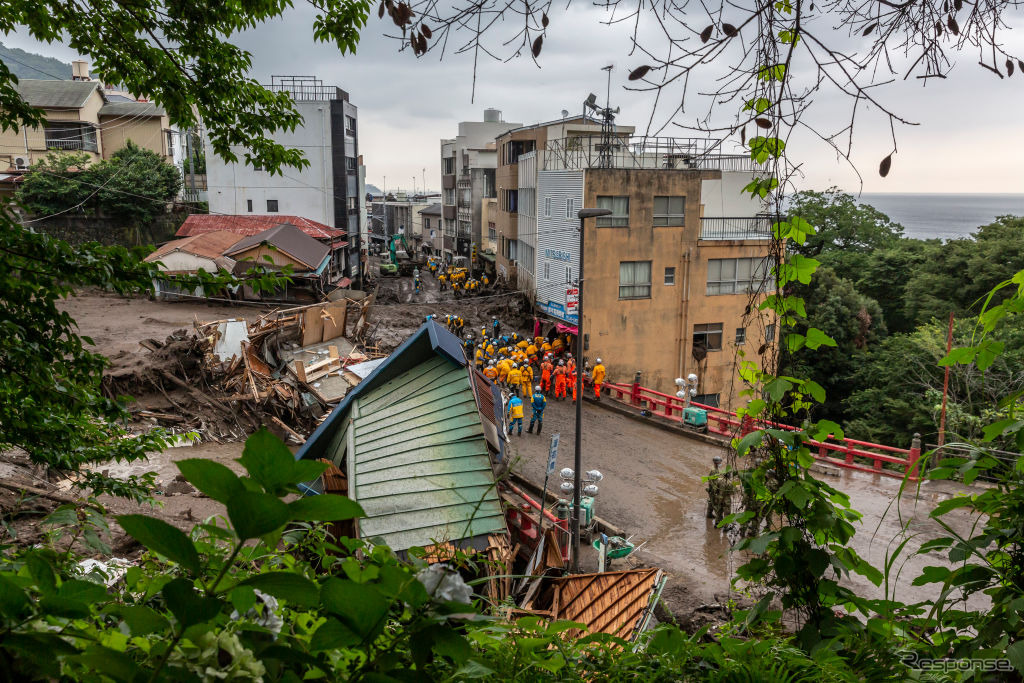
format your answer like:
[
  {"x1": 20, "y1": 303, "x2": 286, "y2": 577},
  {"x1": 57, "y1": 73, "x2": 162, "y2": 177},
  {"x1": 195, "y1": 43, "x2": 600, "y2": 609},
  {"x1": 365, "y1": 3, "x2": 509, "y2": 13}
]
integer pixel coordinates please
[{"x1": 6, "y1": 6, "x2": 1024, "y2": 194}]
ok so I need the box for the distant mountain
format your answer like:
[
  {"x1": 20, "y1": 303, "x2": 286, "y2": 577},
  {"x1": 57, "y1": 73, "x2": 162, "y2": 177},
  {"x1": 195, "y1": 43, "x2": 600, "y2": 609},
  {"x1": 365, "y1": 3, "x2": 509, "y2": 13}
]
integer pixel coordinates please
[
  {"x1": 0, "y1": 43, "x2": 69, "y2": 80},
  {"x1": 366, "y1": 184, "x2": 383, "y2": 197}
]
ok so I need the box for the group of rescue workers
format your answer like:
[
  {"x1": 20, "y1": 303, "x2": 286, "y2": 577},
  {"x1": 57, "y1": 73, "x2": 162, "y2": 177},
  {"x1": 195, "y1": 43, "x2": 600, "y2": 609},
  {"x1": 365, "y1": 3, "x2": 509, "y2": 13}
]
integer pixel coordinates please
[
  {"x1": 449, "y1": 315, "x2": 607, "y2": 438},
  {"x1": 427, "y1": 258, "x2": 489, "y2": 298}
]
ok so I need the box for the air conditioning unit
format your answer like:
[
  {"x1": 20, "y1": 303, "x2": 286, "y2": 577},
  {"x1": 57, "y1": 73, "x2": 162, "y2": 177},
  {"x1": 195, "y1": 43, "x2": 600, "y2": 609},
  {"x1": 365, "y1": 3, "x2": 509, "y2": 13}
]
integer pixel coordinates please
[{"x1": 13, "y1": 156, "x2": 28, "y2": 170}]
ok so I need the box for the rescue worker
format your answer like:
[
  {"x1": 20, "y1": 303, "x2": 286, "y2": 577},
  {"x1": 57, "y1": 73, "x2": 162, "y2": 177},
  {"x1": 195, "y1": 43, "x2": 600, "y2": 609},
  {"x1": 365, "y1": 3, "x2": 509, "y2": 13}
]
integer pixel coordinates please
[
  {"x1": 438, "y1": 272, "x2": 447, "y2": 291},
  {"x1": 463, "y1": 334, "x2": 475, "y2": 357},
  {"x1": 484, "y1": 337, "x2": 496, "y2": 361},
  {"x1": 414, "y1": 276, "x2": 421, "y2": 294},
  {"x1": 483, "y1": 360, "x2": 498, "y2": 381},
  {"x1": 521, "y1": 363, "x2": 534, "y2": 399},
  {"x1": 507, "y1": 363, "x2": 522, "y2": 397},
  {"x1": 540, "y1": 355, "x2": 554, "y2": 394},
  {"x1": 454, "y1": 316, "x2": 465, "y2": 337},
  {"x1": 551, "y1": 335, "x2": 564, "y2": 355},
  {"x1": 591, "y1": 358, "x2": 606, "y2": 400},
  {"x1": 527, "y1": 387, "x2": 547, "y2": 434},
  {"x1": 565, "y1": 353, "x2": 576, "y2": 376},
  {"x1": 492, "y1": 316, "x2": 500, "y2": 338},
  {"x1": 507, "y1": 394, "x2": 525, "y2": 437},
  {"x1": 553, "y1": 360, "x2": 567, "y2": 400},
  {"x1": 540, "y1": 337, "x2": 552, "y2": 356},
  {"x1": 474, "y1": 344, "x2": 485, "y2": 370},
  {"x1": 497, "y1": 356, "x2": 511, "y2": 386},
  {"x1": 451, "y1": 279, "x2": 461, "y2": 298},
  {"x1": 482, "y1": 274, "x2": 489, "y2": 287},
  {"x1": 568, "y1": 363, "x2": 577, "y2": 402},
  {"x1": 526, "y1": 339, "x2": 539, "y2": 365}
]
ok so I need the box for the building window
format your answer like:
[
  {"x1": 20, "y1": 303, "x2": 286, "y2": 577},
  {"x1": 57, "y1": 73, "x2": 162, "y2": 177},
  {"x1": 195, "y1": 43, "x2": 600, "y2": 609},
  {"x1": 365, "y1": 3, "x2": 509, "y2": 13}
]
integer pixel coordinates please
[
  {"x1": 544, "y1": 196, "x2": 552, "y2": 217},
  {"x1": 502, "y1": 189, "x2": 519, "y2": 214},
  {"x1": 544, "y1": 262, "x2": 550, "y2": 280},
  {"x1": 482, "y1": 169, "x2": 496, "y2": 198},
  {"x1": 765, "y1": 323, "x2": 776, "y2": 343},
  {"x1": 618, "y1": 260, "x2": 652, "y2": 299},
  {"x1": 345, "y1": 115, "x2": 357, "y2": 136},
  {"x1": 253, "y1": 163, "x2": 263, "y2": 172},
  {"x1": 664, "y1": 267, "x2": 676, "y2": 285},
  {"x1": 653, "y1": 196, "x2": 686, "y2": 226},
  {"x1": 566, "y1": 266, "x2": 572, "y2": 284},
  {"x1": 693, "y1": 393, "x2": 720, "y2": 408},
  {"x1": 488, "y1": 221, "x2": 496, "y2": 240},
  {"x1": 442, "y1": 157, "x2": 455, "y2": 174},
  {"x1": 246, "y1": 199, "x2": 253, "y2": 213},
  {"x1": 735, "y1": 327, "x2": 746, "y2": 345},
  {"x1": 443, "y1": 188, "x2": 455, "y2": 204},
  {"x1": 266, "y1": 199, "x2": 279, "y2": 212},
  {"x1": 565, "y1": 197, "x2": 578, "y2": 219},
  {"x1": 596, "y1": 196, "x2": 629, "y2": 227},
  {"x1": 693, "y1": 323, "x2": 723, "y2": 352},
  {"x1": 346, "y1": 157, "x2": 357, "y2": 173},
  {"x1": 706, "y1": 257, "x2": 770, "y2": 295},
  {"x1": 504, "y1": 139, "x2": 535, "y2": 165}
]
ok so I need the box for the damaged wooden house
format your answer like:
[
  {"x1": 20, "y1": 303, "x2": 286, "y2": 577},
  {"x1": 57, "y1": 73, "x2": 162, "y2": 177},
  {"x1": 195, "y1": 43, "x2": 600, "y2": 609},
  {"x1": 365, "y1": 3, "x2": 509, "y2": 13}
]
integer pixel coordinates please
[{"x1": 294, "y1": 319, "x2": 510, "y2": 559}]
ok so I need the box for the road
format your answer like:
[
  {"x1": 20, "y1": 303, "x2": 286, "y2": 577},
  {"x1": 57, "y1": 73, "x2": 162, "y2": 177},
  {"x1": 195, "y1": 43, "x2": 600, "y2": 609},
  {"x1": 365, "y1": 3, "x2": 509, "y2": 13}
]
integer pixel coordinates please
[{"x1": 506, "y1": 394, "x2": 983, "y2": 614}]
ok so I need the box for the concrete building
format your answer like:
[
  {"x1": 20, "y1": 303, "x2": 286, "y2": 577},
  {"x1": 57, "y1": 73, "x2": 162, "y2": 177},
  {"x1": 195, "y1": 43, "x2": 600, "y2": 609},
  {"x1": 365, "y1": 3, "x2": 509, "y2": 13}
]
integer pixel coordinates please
[
  {"x1": 205, "y1": 76, "x2": 361, "y2": 278},
  {"x1": 524, "y1": 129, "x2": 773, "y2": 409},
  {"x1": 418, "y1": 204, "x2": 442, "y2": 255},
  {"x1": 439, "y1": 109, "x2": 521, "y2": 263}
]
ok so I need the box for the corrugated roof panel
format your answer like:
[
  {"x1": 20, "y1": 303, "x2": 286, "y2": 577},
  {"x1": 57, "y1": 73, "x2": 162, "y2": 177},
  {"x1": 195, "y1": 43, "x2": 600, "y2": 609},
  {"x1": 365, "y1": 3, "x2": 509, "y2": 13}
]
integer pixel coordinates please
[
  {"x1": 356, "y1": 382, "x2": 477, "y2": 434},
  {"x1": 360, "y1": 501, "x2": 506, "y2": 538},
  {"x1": 369, "y1": 515, "x2": 508, "y2": 554},
  {"x1": 359, "y1": 446, "x2": 491, "y2": 476},
  {"x1": 357, "y1": 468, "x2": 496, "y2": 494},
  {"x1": 355, "y1": 414, "x2": 483, "y2": 451},
  {"x1": 358, "y1": 356, "x2": 452, "y2": 413}
]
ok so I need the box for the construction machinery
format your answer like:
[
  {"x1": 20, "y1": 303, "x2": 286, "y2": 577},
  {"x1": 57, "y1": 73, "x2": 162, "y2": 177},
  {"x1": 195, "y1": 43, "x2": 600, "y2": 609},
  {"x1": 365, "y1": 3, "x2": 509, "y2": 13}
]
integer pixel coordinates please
[
  {"x1": 379, "y1": 234, "x2": 424, "y2": 276},
  {"x1": 682, "y1": 405, "x2": 709, "y2": 433}
]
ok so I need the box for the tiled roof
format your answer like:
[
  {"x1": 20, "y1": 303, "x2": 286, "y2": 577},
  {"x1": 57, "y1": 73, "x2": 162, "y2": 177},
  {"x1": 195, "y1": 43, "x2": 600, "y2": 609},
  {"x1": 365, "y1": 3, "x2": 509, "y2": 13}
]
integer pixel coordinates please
[
  {"x1": 225, "y1": 223, "x2": 330, "y2": 271},
  {"x1": 15, "y1": 80, "x2": 101, "y2": 109},
  {"x1": 145, "y1": 230, "x2": 244, "y2": 262},
  {"x1": 419, "y1": 203, "x2": 442, "y2": 216},
  {"x1": 176, "y1": 214, "x2": 345, "y2": 240},
  {"x1": 99, "y1": 101, "x2": 165, "y2": 117}
]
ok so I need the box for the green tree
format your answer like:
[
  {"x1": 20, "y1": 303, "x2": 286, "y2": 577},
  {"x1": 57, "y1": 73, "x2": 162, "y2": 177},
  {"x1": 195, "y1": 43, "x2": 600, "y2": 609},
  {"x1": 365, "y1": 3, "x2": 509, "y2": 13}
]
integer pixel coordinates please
[
  {"x1": 94, "y1": 140, "x2": 182, "y2": 226},
  {"x1": 16, "y1": 151, "x2": 98, "y2": 217},
  {"x1": 788, "y1": 188, "x2": 905, "y2": 259}
]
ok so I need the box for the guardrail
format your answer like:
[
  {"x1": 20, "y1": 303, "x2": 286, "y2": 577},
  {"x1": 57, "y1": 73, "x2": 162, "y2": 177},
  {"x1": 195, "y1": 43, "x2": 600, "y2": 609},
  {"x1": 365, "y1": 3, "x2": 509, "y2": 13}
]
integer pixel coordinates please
[
  {"x1": 603, "y1": 380, "x2": 921, "y2": 480},
  {"x1": 700, "y1": 216, "x2": 774, "y2": 241}
]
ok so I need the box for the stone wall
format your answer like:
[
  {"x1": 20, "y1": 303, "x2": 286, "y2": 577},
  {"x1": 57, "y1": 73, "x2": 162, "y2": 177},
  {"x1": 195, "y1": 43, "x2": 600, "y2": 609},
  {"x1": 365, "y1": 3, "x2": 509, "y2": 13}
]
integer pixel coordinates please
[{"x1": 27, "y1": 206, "x2": 196, "y2": 248}]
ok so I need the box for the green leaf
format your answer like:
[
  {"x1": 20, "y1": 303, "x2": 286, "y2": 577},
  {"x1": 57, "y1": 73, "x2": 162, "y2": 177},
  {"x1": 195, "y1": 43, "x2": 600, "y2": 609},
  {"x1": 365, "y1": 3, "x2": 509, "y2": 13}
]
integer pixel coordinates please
[
  {"x1": 292, "y1": 459, "x2": 329, "y2": 484},
  {"x1": 240, "y1": 572, "x2": 320, "y2": 608},
  {"x1": 289, "y1": 494, "x2": 364, "y2": 522},
  {"x1": 73, "y1": 645, "x2": 138, "y2": 683},
  {"x1": 58, "y1": 579, "x2": 108, "y2": 604},
  {"x1": 804, "y1": 327, "x2": 837, "y2": 349},
  {"x1": 912, "y1": 565, "x2": 951, "y2": 586},
  {"x1": 162, "y1": 578, "x2": 222, "y2": 628},
  {"x1": 320, "y1": 577, "x2": 390, "y2": 639},
  {"x1": 930, "y1": 496, "x2": 974, "y2": 518},
  {"x1": 117, "y1": 605, "x2": 170, "y2": 636},
  {"x1": 39, "y1": 596, "x2": 91, "y2": 619},
  {"x1": 431, "y1": 625, "x2": 472, "y2": 665},
  {"x1": 785, "y1": 333, "x2": 805, "y2": 353},
  {"x1": 801, "y1": 380, "x2": 825, "y2": 404},
  {"x1": 227, "y1": 491, "x2": 291, "y2": 539},
  {"x1": 735, "y1": 430, "x2": 764, "y2": 456},
  {"x1": 765, "y1": 377, "x2": 794, "y2": 402},
  {"x1": 810, "y1": 419, "x2": 843, "y2": 442},
  {"x1": 782, "y1": 483, "x2": 812, "y2": 509},
  {"x1": 23, "y1": 552, "x2": 56, "y2": 596},
  {"x1": 238, "y1": 428, "x2": 296, "y2": 493},
  {"x1": 938, "y1": 346, "x2": 977, "y2": 367},
  {"x1": 1006, "y1": 640, "x2": 1024, "y2": 674},
  {"x1": 175, "y1": 459, "x2": 243, "y2": 504},
  {"x1": 117, "y1": 515, "x2": 200, "y2": 574},
  {"x1": 309, "y1": 616, "x2": 360, "y2": 650},
  {"x1": 744, "y1": 531, "x2": 778, "y2": 555}
]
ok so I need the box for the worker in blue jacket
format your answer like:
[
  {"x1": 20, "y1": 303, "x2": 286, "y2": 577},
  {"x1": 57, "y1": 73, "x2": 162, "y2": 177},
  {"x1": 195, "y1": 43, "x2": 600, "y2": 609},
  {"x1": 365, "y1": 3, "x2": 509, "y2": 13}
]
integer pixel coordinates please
[
  {"x1": 506, "y1": 394, "x2": 524, "y2": 437},
  {"x1": 526, "y1": 387, "x2": 547, "y2": 434}
]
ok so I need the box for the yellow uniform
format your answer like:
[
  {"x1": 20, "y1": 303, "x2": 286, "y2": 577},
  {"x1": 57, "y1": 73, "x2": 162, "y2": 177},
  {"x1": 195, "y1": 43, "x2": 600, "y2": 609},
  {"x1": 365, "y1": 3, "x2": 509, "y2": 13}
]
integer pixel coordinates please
[
  {"x1": 507, "y1": 367, "x2": 522, "y2": 389},
  {"x1": 497, "y1": 359, "x2": 511, "y2": 383},
  {"x1": 521, "y1": 366, "x2": 534, "y2": 398},
  {"x1": 474, "y1": 348, "x2": 484, "y2": 368}
]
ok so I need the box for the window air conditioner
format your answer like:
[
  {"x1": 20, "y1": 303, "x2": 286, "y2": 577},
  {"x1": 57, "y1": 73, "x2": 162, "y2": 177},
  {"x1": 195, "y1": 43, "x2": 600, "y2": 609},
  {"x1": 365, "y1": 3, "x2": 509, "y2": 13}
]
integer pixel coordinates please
[{"x1": 14, "y1": 156, "x2": 28, "y2": 170}]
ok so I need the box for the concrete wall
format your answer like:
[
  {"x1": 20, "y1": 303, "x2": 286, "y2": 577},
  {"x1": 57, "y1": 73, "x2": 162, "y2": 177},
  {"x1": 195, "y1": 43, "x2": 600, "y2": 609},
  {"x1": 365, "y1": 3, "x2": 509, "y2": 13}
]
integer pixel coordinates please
[
  {"x1": 30, "y1": 208, "x2": 191, "y2": 247},
  {"x1": 535, "y1": 170, "x2": 584, "y2": 322},
  {"x1": 516, "y1": 151, "x2": 538, "y2": 296},
  {"x1": 99, "y1": 115, "x2": 170, "y2": 160},
  {"x1": 699, "y1": 170, "x2": 767, "y2": 218},
  {"x1": 206, "y1": 101, "x2": 337, "y2": 226}
]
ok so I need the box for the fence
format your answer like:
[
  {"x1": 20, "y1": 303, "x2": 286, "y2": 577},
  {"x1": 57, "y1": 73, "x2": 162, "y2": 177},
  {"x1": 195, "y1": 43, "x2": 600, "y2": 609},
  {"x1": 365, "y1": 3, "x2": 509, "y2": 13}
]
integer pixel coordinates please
[
  {"x1": 700, "y1": 216, "x2": 774, "y2": 241},
  {"x1": 603, "y1": 380, "x2": 921, "y2": 480}
]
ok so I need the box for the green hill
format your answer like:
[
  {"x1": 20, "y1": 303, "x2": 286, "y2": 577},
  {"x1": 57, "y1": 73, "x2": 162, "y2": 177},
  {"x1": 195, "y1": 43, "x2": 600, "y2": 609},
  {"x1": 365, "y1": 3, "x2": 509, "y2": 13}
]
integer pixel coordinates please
[{"x1": 0, "y1": 42, "x2": 69, "y2": 80}]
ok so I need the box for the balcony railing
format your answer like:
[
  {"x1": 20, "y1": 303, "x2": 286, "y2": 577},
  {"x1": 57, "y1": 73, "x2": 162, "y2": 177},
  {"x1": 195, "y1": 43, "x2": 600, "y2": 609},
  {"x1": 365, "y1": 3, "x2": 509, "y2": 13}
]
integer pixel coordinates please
[
  {"x1": 699, "y1": 216, "x2": 774, "y2": 241},
  {"x1": 265, "y1": 77, "x2": 344, "y2": 102},
  {"x1": 543, "y1": 135, "x2": 759, "y2": 173}
]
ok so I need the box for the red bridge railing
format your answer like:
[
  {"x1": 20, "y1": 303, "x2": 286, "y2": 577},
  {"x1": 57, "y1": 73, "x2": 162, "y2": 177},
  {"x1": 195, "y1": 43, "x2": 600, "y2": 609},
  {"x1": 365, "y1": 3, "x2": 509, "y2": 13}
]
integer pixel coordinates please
[{"x1": 603, "y1": 380, "x2": 921, "y2": 481}]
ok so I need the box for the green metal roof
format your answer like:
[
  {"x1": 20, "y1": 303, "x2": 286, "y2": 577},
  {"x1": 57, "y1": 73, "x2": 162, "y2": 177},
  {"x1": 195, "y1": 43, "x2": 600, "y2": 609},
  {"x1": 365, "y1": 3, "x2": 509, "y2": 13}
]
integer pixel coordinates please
[
  {"x1": 15, "y1": 79, "x2": 101, "y2": 108},
  {"x1": 301, "y1": 325, "x2": 506, "y2": 552}
]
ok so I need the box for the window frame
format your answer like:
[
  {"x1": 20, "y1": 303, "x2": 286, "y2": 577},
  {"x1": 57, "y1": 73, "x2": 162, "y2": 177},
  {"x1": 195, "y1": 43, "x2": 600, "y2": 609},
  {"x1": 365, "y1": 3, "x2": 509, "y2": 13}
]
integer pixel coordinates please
[
  {"x1": 266, "y1": 199, "x2": 279, "y2": 213},
  {"x1": 618, "y1": 260, "x2": 652, "y2": 300},
  {"x1": 596, "y1": 196, "x2": 630, "y2": 228},
  {"x1": 246, "y1": 199, "x2": 253, "y2": 213},
  {"x1": 735, "y1": 327, "x2": 746, "y2": 345},
  {"x1": 653, "y1": 196, "x2": 686, "y2": 227},
  {"x1": 693, "y1": 323, "x2": 724, "y2": 352},
  {"x1": 664, "y1": 266, "x2": 676, "y2": 286},
  {"x1": 544, "y1": 196, "x2": 552, "y2": 217},
  {"x1": 706, "y1": 256, "x2": 771, "y2": 296}
]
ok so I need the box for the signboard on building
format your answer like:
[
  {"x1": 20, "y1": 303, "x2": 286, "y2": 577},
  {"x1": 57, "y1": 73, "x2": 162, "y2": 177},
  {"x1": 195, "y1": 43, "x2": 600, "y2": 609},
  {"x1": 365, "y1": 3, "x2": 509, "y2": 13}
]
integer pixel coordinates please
[
  {"x1": 538, "y1": 300, "x2": 577, "y2": 325},
  {"x1": 565, "y1": 286, "x2": 579, "y2": 315}
]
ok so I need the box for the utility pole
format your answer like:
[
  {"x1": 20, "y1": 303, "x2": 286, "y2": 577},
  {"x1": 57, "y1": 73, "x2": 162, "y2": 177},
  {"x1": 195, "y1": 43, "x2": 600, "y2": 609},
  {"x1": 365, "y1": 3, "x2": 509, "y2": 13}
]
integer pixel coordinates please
[
  {"x1": 939, "y1": 311, "x2": 954, "y2": 447},
  {"x1": 571, "y1": 207, "x2": 612, "y2": 573},
  {"x1": 186, "y1": 129, "x2": 197, "y2": 199}
]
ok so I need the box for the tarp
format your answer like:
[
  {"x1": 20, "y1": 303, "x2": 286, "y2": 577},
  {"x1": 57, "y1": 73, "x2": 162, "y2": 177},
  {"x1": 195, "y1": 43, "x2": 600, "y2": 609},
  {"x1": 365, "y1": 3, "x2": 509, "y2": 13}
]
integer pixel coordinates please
[{"x1": 556, "y1": 323, "x2": 578, "y2": 335}]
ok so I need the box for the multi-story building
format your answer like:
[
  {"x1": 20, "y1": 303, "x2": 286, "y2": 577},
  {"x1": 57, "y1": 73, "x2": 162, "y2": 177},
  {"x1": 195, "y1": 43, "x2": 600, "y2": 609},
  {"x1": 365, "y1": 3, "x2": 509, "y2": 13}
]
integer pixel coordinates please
[
  {"x1": 492, "y1": 115, "x2": 633, "y2": 285},
  {"x1": 205, "y1": 76, "x2": 361, "y2": 277},
  {"x1": 439, "y1": 109, "x2": 521, "y2": 263},
  {"x1": 524, "y1": 129, "x2": 773, "y2": 409}
]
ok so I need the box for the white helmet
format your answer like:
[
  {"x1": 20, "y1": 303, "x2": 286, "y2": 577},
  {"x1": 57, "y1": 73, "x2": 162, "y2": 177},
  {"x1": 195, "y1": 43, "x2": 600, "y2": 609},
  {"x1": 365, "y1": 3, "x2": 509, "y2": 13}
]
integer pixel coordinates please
[
  {"x1": 488, "y1": 360, "x2": 495, "y2": 366},
  {"x1": 535, "y1": 385, "x2": 542, "y2": 392},
  {"x1": 596, "y1": 358, "x2": 602, "y2": 364},
  {"x1": 512, "y1": 363, "x2": 518, "y2": 368}
]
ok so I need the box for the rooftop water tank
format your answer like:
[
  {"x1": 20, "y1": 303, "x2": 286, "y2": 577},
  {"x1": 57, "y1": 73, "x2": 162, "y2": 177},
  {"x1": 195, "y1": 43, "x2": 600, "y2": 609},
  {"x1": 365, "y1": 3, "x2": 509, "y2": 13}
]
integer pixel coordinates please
[{"x1": 483, "y1": 108, "x2": 502, "y2": 122}]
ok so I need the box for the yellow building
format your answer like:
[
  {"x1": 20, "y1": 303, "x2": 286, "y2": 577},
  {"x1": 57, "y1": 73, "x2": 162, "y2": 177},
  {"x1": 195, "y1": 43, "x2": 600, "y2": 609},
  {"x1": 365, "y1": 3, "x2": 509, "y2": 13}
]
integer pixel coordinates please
[
  {"x1": 512, "y1": 127, "x2": 774, "y2": 410},
  {"x1": 0, "y1": 79, "x2": 174, "y2": 174}
]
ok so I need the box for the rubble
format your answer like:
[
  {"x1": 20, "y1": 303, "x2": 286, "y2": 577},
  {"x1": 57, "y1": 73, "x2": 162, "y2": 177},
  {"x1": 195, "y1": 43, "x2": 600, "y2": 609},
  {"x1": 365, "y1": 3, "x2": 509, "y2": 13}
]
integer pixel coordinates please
[{"x1": 102, "y1": 296, "x2": 379, "y2": 444}]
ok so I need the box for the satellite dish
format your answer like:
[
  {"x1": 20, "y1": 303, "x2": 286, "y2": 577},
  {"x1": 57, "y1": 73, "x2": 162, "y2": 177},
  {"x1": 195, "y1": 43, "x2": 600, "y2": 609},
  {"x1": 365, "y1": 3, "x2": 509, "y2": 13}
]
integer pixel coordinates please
[{"x1": 561, "y1": 109, "x2": 569, "y2": 118}]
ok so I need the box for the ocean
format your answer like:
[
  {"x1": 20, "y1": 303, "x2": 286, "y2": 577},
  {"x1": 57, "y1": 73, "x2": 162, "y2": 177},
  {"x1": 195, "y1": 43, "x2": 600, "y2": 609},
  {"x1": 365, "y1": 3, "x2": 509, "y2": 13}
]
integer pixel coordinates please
[{"x1": 857, "y1": 193, "x2": 1024, "y2": 241}]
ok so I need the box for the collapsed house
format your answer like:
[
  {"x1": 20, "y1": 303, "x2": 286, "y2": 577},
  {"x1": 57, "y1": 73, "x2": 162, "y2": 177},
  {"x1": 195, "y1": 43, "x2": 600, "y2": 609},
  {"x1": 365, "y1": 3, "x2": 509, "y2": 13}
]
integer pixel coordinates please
[
  {"x1": 294, "y1": 319, "x2": 510, "y2": 554},
  {"x1": 143, "y1": 230, "x2": 243, "y2": 300}
]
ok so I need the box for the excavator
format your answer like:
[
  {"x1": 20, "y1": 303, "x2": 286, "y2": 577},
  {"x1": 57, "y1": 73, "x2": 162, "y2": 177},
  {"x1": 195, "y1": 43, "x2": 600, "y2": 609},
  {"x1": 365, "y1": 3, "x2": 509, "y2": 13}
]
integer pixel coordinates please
[{"x1": 379, "y1": 234, "x2": 424, "y2": 276}]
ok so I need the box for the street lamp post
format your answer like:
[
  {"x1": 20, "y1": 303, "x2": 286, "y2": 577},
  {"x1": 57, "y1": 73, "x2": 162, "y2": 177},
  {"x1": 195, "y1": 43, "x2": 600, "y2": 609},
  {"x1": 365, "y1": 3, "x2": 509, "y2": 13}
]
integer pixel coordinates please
[{"x1": 571, "y1": 207, "x2": 613, "y2": 573}]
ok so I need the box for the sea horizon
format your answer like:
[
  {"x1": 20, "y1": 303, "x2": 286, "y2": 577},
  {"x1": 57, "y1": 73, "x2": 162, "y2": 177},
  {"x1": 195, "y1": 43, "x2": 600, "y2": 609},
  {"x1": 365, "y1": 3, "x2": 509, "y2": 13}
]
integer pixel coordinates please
[{"x1": 851, "y1": 192, "x2": 1024, "y2": 240}]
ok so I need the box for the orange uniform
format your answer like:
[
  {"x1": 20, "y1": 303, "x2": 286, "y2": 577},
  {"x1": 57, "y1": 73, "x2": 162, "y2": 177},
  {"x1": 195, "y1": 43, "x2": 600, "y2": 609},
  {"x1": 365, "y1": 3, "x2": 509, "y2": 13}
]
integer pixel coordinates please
[
  {"x1": 540, "y1": 360, "x2": 553, "y2": 393},
  {"x1": 554, "y1": 367, "x2": 567, "y2": 399}
]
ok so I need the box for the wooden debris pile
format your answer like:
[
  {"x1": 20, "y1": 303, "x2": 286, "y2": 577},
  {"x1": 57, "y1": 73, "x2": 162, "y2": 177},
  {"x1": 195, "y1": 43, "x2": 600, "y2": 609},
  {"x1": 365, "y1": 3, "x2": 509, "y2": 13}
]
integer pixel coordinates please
[{"x1": 102, "y1": 298, "x2": 378, "y2": 444}]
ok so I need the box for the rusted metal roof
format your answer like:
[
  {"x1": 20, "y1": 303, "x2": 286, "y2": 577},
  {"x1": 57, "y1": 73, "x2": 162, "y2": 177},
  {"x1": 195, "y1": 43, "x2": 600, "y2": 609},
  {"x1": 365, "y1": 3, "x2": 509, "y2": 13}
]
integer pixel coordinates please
[
  {"x1": 177, "y1": 214, "x2": 345, "y2": 240},
  {"x1": 545, "y1": 568, "x2": 664, "y2": 641},
  {"x1": 145, "y1": 230, "x2": 243, "y2": 262}
]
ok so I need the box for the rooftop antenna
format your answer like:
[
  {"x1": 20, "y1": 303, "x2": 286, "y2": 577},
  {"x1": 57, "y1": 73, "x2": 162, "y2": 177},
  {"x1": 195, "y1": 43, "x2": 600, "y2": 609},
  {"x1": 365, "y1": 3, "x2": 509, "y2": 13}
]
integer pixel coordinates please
[{"x1": 597, "y1": 65, "x2": 617, "y2": 168}]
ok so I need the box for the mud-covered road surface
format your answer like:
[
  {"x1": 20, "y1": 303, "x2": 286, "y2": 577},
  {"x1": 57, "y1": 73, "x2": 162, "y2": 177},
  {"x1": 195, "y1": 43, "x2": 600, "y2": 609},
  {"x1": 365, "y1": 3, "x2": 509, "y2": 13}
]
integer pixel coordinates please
[{"x1": 506, "y1": 395, "x2": 985, "y2": 615}]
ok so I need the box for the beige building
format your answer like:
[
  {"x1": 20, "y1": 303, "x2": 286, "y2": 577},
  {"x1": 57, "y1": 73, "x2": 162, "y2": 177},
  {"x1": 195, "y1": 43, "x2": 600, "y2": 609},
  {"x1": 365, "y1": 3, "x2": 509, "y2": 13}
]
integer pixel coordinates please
[
  {"x1": 515, "y1": 128, "x2": 773, "y2": 409},
  {"x1": 0, "y1": 79, "x2": 175, "y2": 177}
]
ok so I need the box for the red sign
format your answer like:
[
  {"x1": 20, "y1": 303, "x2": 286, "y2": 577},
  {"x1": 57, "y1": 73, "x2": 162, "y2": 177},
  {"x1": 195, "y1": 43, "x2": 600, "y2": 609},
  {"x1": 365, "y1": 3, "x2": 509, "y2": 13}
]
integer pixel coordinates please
[{"x1": 565, "y1": 286, "x2": 579, "y2": 313}]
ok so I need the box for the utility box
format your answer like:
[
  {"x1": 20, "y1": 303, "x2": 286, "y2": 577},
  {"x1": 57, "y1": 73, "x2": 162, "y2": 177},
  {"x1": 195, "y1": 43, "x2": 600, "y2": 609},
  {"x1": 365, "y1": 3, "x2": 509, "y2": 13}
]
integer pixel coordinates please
[{"x1": 683, "y1": 406, "x2": 708, "y2": 429}]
